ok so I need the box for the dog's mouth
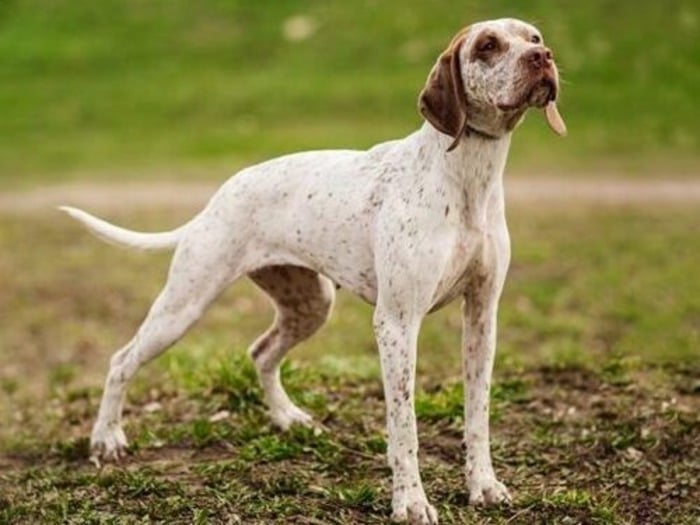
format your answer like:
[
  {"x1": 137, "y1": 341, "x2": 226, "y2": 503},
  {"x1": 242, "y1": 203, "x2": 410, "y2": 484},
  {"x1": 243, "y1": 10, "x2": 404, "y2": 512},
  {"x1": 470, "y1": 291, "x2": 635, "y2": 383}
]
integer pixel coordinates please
[
  {"x1": 496, "y1": 73, "x2": 566, "y2": 137},
  {"x1": 497, "y1": 75, "x2": 558, "y2": 112},
  {"x1": 527, "y1": 76, "x2": 557, "y2": 107}
]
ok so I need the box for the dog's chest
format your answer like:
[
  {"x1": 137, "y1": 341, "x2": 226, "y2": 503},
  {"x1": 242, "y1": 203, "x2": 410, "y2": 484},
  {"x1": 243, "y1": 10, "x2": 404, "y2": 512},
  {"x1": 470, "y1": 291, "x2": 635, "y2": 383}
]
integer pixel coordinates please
[
  {"x1": 429, "y1": 186, "x2": 502, "y2": 312},
  {"x1": 429, "y1": 230, "x2": 489, "y2": 312}
]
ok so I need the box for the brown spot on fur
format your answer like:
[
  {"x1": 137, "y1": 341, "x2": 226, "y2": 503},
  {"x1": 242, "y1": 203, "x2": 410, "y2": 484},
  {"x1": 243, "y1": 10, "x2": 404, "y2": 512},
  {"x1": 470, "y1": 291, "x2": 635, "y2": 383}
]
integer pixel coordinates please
[
  {"x1": 469, "y1": 30, "x2": 510, "y2": 66},
  {"x1": 418, "y1": 26, "x2": 472, "y2": 151}
]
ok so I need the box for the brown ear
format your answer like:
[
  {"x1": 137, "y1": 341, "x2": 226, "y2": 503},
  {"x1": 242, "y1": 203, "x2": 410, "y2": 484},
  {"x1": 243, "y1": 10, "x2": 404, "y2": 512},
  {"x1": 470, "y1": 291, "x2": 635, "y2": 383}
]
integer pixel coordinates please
[{"x1": 418, "y1": 31, "x2": 470, "y2": 152}]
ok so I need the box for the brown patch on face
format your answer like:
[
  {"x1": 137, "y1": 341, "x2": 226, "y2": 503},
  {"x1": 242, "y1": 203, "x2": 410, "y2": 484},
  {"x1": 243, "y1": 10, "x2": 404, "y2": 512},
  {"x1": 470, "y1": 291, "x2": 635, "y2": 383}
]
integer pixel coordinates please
[
  {"x1": 418, "y1": 26, "x2": 472, "y2": 151},
  {"x1": 469, "y1": 30, "x2": 510, "y2": 67}
]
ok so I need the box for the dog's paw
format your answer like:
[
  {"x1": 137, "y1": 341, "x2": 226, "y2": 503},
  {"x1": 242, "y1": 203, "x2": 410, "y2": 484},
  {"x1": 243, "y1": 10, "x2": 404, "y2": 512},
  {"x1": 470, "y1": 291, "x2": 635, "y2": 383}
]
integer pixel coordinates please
[
  {"x1": 392, "y1": 490, "x2": 439, "y2": 524},
  {"x1": 269, "y1": 403, "x2": 314, "y2": 431},
  {"x1": 466, "y1": 475, "x2": 511, "y2": 505},
  {"x1": 90, "y1": 423, "x2": 128, "y2": 466}
]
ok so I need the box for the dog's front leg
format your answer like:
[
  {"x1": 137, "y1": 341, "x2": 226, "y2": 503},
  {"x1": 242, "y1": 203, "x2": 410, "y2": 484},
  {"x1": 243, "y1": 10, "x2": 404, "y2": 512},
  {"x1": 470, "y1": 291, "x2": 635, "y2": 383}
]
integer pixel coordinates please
[
  {"x1": 462, "y1": 258, "x2": 511, "y2": 505},
  {"x1": 374, "y1": 306, "x2": 437, "y2": 525}
]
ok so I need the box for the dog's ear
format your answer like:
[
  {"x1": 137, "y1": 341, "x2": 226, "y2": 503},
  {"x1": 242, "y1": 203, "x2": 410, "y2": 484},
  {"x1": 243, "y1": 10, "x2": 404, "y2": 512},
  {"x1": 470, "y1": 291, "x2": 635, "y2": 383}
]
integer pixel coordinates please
[{"x1": 418, "y1": 30, "x2": 470, "y2": 152}]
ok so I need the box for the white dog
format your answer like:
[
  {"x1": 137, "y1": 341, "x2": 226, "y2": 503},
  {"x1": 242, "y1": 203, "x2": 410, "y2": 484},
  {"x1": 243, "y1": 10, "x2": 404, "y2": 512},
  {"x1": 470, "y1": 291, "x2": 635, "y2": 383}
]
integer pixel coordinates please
[{"x1": 61, "y1": 18, "x2": 565, "y2": 524}]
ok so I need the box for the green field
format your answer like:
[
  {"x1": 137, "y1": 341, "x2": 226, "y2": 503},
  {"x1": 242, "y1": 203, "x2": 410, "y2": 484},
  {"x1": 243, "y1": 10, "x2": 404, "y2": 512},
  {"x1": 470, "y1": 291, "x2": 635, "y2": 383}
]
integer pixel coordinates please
[
  {"x1": 1, "y1": 0, "x2": 699, "y2": 186},
  {"x1": 1, "y1": 204, "x2": 698, "y2": 524},
  {"x1": 1, "y1": 1, "x2": 699, "y2": 524}
]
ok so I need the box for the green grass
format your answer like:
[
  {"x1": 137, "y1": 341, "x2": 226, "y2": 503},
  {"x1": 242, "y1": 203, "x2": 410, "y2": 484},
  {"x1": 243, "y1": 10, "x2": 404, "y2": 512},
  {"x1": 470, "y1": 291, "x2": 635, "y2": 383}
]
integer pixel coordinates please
[
  {"x1": 1, "y1": 353, "x2": 698, "y2": 524},
  {"x1": 1, "y1": 0, "x2": 699, "y2": 186},
  {"x1": 1, "y1": 203, "x2": 698, "y2": 523}
]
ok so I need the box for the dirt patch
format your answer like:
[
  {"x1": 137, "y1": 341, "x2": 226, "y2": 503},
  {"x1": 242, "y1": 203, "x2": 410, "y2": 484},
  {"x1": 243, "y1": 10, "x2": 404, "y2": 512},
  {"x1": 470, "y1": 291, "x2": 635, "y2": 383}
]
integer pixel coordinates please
[
  {"x1": 1, "y1": 177, "x2": 700, "y2": 215},
  {"x1": 1, "y1": 365, "x2": 698, "y2": 524}
]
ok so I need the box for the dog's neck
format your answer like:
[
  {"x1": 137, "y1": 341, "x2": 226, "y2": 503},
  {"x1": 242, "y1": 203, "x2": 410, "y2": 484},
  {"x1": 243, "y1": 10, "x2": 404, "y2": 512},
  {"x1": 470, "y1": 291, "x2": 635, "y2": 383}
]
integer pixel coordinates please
[
  {"x1": 417, "y1": 122, "x2": 511, "y2": 194},
  {"x1": 464, "y1": 124, "x2": 501, "y2": 141},
  {"x1": 407, "y1": 123, "x2": 512, "y2": 228}
]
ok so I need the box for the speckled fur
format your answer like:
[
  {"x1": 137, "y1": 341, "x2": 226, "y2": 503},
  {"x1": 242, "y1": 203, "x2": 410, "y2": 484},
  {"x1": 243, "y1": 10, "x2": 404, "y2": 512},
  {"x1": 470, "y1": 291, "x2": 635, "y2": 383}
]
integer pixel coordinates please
[{"x1": 62, "y1": 19, "x2": 561, "y2": 525}]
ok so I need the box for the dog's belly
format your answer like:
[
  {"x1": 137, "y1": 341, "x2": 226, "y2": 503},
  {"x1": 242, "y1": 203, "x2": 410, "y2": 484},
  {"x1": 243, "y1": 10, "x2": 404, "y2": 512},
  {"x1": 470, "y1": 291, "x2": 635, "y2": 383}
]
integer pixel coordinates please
[
  {"x1": 244, "y1": 253, "x2": 378, "y2": 305},
  {"x1": 254, "y1": 237, "x2": 379, "y2": 305},
  {"x1": 325, "y1": 265, "x2": 378, "y2": 305},
  {"x1": 240, "y1": 204, "x2": 380, "y2": 305}
]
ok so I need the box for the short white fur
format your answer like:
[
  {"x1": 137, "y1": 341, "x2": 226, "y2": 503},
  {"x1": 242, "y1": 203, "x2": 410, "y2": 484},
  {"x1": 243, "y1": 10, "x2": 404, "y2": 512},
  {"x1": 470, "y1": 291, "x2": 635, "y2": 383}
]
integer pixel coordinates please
[{"x1": 61, "y1": 18, "x2": 564, "y2": 525}]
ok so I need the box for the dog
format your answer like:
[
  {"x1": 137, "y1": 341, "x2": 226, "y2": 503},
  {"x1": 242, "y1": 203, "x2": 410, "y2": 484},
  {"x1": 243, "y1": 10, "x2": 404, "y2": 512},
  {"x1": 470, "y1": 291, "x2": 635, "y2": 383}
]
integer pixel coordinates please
[{"x1": 61, "y1": 18, "x2": 565, "y2": 524}]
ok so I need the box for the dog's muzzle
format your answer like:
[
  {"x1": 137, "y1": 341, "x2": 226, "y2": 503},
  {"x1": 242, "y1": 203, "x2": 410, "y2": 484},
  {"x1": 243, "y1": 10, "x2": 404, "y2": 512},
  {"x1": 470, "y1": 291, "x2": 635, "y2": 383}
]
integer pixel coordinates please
[{"x1": 527, "y1": 76, "x2": 558, "y2": 108}]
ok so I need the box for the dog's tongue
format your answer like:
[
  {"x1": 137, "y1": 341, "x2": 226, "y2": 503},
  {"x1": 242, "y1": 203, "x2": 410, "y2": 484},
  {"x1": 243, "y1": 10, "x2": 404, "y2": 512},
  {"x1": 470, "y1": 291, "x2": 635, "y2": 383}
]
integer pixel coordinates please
[{"x1": 545, "y1": 101, "x2": 567, "y2": 137}]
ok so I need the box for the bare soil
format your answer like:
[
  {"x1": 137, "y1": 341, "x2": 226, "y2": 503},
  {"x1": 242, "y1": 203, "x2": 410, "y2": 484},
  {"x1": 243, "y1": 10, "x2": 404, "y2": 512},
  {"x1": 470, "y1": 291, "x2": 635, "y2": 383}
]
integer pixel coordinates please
[
  {"x1": 1, "y1": 176, "x2": 700, "y2": 215},
  {"x1": 1, "y1": 365, "x2": 698, "y2": 524}
]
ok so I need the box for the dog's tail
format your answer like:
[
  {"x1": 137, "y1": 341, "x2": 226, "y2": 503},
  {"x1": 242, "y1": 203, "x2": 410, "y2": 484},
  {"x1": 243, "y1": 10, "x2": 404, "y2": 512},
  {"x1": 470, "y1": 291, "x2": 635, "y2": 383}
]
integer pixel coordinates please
[{"x1": 58, "y1": 206, "x2": 183, "y2": 251}]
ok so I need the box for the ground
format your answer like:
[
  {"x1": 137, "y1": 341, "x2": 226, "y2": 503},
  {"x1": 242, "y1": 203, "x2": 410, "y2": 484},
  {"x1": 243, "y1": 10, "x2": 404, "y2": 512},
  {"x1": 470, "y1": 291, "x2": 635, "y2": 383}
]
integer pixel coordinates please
[
  {"x1": 1, "y1": 180, "x2": 698, "y2": 524},
  {"x1": 1, "y1": 360, "x2": 699, "y2": 524}
]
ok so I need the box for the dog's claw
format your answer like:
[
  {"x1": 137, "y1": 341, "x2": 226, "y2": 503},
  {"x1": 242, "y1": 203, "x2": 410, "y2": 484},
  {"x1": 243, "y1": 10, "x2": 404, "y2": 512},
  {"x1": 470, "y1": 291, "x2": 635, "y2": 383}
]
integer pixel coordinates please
[
  {"x1": 392, "y1": 501, "x2": 439, "y2": 525},
  {"x1": 88, "y1": 453, "x2": 102, "y2": 469},
  {"x1": 270, "y1": 404, "x2": 314, "y2": 431},
  {"x1": 392, "y1": 488, "x2": 439, "y2": 525},
  {"x1": 467, "y1": 477, "x2": 511, "y2": 505},
  {"x1": 89, "y1": 423, "x2": 129, "y2": 466}
]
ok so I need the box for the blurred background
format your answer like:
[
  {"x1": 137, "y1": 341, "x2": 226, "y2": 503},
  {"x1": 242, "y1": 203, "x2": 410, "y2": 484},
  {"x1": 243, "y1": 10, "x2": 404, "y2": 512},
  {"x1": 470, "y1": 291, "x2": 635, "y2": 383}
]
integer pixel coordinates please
[
  {"x1": 0, "y1": 0, "x2": 698, "y2": 186},
  {"x1": 1, "y1": 2, "x2": 699, "y2": 522}
]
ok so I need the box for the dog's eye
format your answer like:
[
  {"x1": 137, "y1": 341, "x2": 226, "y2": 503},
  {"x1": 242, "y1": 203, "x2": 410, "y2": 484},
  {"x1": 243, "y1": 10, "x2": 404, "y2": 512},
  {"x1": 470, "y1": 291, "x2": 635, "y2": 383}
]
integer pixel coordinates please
[
  {"x1": 531, "y1": 34, "x2": 541, "y2": 44},
  {"x1": 479, "y1": 39, "x2": 497, "y2": 52}
]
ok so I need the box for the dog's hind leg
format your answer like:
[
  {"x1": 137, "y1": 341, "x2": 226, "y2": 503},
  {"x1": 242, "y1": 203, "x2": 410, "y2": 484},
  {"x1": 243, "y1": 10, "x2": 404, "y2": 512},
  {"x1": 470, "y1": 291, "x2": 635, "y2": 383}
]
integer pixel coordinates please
[
  {"x1": 248, "y1": 265, "x2": 335, "y2": 429},
  {"x1": 90, "y1": 231, "x2": 240, "y2": 462}
]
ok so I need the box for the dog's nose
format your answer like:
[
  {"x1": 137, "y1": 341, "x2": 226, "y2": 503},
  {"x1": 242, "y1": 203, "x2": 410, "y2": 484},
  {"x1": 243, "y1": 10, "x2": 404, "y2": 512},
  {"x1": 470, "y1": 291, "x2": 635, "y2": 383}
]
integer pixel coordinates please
[{"x1": 524, "y1": 46, "x2": 553, "y2": 70}]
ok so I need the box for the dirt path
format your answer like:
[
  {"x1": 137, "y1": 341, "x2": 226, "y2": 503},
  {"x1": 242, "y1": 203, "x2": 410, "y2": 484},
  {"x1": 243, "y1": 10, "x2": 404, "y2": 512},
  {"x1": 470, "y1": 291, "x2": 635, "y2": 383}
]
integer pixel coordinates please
[{"x1": 1, "y1": 177, "x2": 699, "y2": 214}]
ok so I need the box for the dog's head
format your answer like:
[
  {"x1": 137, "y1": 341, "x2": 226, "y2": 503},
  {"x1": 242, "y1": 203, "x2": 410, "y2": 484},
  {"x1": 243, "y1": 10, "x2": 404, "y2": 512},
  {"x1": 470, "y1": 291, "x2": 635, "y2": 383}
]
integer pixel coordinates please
[{"x1": 419, "y1": 18, "x2": 566, "y2": 151}]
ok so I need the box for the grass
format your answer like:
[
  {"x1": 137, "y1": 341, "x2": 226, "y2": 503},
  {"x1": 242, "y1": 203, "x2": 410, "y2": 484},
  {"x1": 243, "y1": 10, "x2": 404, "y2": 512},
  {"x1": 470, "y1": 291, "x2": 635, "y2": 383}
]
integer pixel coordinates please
[
  {"x1": 1, "y1": 0, "x2": 699, "y2": 186},
  {"x1": 1, "y1": 354, "x2": 698, "y2": 524},
  {"x1": 1, "y1": 203, "x2": 698, "y2": 523}
]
